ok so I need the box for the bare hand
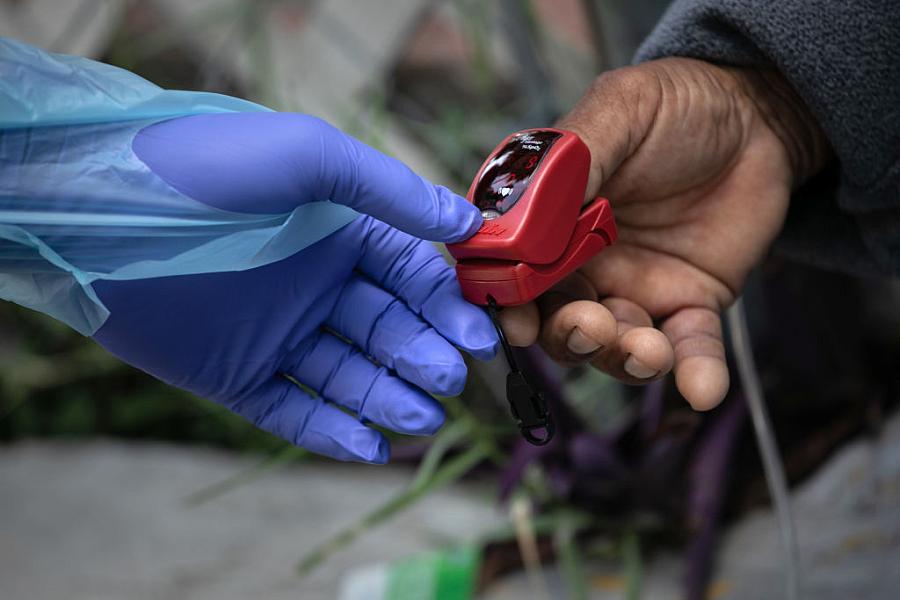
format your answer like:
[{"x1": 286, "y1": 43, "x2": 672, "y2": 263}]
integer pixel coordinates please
[{"x1": 500, "y1": 58, "x2": 829, "y2": 410}]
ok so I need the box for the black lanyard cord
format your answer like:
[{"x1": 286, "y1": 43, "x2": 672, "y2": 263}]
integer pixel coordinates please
[{"x1": 486, "y1": 296, "x2": 554, "y2": 446}]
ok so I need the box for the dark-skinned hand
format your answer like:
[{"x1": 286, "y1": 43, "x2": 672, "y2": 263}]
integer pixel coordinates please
[{"x1": 500, "y1": 58, "x2": 830, "y2": 410}]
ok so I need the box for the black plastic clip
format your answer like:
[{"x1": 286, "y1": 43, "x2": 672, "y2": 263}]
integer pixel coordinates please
[{"x1": 486, "y1": 297, "x2": 555, "y2": 446}]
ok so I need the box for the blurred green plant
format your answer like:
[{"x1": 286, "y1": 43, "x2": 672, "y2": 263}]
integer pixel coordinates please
[
  {"x1": 0, "y1": 302, "x2": 285, "y2": 451},
  {"x1": 623, "y1": 530, "x2": 642, "y2": 600}
]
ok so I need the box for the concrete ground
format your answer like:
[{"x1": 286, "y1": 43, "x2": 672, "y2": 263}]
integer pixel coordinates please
[
  {"x1": 0, "y1": 442, "x2": 499, "y2": 600},
  {"x1": 2, "y1": 411, "x2": 900, "y2": 599}
]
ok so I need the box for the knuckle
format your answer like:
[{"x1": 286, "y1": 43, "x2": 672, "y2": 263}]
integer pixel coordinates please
[{"x1": 590, "y1": 64, "x2": 659, "y2": 101}]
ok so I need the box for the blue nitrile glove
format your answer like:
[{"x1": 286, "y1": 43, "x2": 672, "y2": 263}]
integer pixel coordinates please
[{"x1": 91, "y1": 112, "x2": 498, "y2": 463}]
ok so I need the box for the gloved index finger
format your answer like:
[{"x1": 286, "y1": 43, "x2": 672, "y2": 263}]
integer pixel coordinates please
[
  {"x1": 309, "y1": 117, "x2": 482, "y2": 243},
  {"x1": 357, "y1": 218, "x2": 498, "y2": 361}
]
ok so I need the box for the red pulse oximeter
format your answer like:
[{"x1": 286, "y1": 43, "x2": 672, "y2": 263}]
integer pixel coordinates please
[{"x1": 448, "y1": 128, "x2": 617, "y2": 306}]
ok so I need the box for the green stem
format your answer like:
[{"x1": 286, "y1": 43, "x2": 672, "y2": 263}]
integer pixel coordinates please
[
  {"x1": 183, "y1": 445, "x2": 309, "y2": 506},
  {"x1": 296, "y1": 440, "x2": 490, "y2": 576},
  {"x1": 623, "y1": 530, "x2": 642, "y2": 600},
  {"x1": 556, "y1": 514, "x2": 588, "y2": 600}
]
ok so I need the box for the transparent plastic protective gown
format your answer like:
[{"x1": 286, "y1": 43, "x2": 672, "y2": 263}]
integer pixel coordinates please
[{"x1": 0, "y1": 37, "x2": 358, "y2": 335}]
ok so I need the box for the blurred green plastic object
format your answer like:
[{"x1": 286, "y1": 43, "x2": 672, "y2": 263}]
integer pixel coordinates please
[{"x1": 339, "y1": 546, "x2": 480, "y2": 600}]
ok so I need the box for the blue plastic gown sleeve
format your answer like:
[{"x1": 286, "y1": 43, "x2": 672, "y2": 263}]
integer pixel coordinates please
[{"x1": 0, "y1": 36, "x2": 359, "y2": 334}]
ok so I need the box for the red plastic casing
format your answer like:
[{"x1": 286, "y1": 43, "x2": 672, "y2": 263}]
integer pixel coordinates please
[{"x1": 447, "y1": 128, "x2": 617, "y2": 306}]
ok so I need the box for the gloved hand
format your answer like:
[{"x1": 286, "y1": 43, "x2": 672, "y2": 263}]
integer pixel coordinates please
[{"x1": 91, "y1": 112, "x2": 498, "y2": 463}]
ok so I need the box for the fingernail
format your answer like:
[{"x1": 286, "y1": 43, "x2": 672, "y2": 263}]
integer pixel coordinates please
[
  {"x1": 624, "y1": 355, "x2": 657, "y2": 379},
  {"x1": 566, "y1": 327, "x2": 601, "y2": 355}
]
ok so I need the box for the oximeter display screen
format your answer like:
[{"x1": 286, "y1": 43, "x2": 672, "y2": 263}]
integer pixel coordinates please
[{"x1": 473, "y1": 130, "x2": 561, "y2": 219}]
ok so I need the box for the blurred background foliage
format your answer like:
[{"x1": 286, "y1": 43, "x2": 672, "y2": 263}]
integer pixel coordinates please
[{"x1": 2, "y1": 1, "x2": 899, "y2": 598}]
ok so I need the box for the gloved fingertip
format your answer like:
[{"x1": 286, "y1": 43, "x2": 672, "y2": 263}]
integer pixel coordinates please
[
  {"x1": 465, "y1": 339, "x2": 500, "y2": 362},
  {"x1": 346, "y1": 428, "x2": 391, "y2": 464},
  {"x1": 433, "y1": 186, "x2": 483, "y2": 243},
  {"x1": 368, "y1": 434, "x2": 392, "y2": 464},
  {"x1": 457, "y1": 203, "x2": 484, "y2": 241},
  {"x1": 423, "y1": 295, "x2": 500, "y2": 361},
  {"x1": 393, "y1": 396, "x2": 445, "y2": 436},
  {"x1": 422, "y1": 359, "x2": 468, "y2": 398},
  {"x1": 457, "y1": 315, "x2": 500, "y2": 360}
]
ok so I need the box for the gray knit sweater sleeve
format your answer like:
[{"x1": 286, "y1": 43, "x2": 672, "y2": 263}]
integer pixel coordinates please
[{"x1": 635, "y1": 0, "x2": 900, "y2": 276}]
